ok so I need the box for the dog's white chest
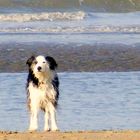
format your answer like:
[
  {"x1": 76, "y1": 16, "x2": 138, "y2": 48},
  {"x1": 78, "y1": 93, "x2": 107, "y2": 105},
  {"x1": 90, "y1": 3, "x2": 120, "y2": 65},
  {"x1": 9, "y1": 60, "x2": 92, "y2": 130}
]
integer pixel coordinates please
[{"x1": 28, "y1": 82, "x2": 55, "y2": 104}]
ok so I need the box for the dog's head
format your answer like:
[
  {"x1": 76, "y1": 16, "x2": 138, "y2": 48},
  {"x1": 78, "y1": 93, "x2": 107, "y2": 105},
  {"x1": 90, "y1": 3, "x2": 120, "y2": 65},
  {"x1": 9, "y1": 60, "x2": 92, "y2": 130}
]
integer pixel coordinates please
[{"x1": 26, "y1": 55, "x2": 57, "y2": 74}]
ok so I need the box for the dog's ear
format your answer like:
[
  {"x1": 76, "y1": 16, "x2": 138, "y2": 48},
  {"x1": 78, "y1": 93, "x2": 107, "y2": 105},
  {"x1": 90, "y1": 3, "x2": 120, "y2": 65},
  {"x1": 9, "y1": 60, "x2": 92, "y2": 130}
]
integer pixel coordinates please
[
  {"x1": 26, "y1": 56, "x2": 35, "y2": 66},
  {"x1": 46, "y1": 56, "x2": 58, "y2": 70}
]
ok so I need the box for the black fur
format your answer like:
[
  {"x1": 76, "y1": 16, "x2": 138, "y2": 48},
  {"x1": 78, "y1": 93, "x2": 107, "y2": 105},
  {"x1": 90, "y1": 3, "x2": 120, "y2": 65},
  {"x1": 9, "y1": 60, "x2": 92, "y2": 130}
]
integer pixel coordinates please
[
  {"x1": 26, "y1": 56, "x2": 35, "y2": 67},
  {"x1": 26, "y1": 56, "x2": 40, "y2": 87},
  {"x1": 52, "y1": 74, "x2": 59, "y2": 106},
  {"x1": 46, "y1": 56, "x2": 57, "y2": 70},
  {"x1": 26, "y1": 68, "x2": 39, "y2": 88}
]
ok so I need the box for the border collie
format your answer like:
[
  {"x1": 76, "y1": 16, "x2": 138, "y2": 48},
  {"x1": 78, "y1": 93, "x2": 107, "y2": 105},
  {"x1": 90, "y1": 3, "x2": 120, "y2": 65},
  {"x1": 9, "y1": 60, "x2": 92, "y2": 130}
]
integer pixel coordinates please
[{"x1": 26, "y1": 55, "x2": 59, "y2": 131}]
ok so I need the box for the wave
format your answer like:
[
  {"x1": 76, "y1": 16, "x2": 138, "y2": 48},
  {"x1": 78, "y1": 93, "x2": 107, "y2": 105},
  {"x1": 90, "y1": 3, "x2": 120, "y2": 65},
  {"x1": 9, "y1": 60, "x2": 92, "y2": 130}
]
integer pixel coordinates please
[
  {"x1": 0, "y1": 11, "x2": 85, "y2": 22},
  {"x1": 0, "y1": 25, "x2": 140, "y2": 34},
  {"x1": 0, "y1": 0, "x2": 139, "y2": 13}
]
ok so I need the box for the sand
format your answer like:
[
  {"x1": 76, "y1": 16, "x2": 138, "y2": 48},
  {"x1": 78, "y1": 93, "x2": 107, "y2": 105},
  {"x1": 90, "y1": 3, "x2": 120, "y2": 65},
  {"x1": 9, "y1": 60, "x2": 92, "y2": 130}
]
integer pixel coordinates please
[
  {"x1": 1, "y1": 43, "x2": 140, "y2": 72},
  {"x1": 0, "y1": 130, "x2": 140, "y2": 140}
]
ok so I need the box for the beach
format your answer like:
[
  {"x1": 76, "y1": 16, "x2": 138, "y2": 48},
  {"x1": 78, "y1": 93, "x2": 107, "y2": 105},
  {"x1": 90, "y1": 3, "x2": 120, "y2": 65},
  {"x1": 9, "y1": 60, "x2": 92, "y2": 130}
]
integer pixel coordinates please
[
  {"x1": 1, "y1": 131, "x2": 140, "y2": 140},
  {"x1": 1, "y1": 43, "x2": 140, "y2": 72},
  {"x1": 0, "y1": 0, "x2": 140, "y2": 137}
]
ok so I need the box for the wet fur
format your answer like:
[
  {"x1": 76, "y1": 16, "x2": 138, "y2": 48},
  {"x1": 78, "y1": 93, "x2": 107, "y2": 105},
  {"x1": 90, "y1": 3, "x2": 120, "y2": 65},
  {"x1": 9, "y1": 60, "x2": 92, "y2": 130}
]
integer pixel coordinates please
[{"x1": 26, "y1": 55, "x2": 59, "y2": 131}]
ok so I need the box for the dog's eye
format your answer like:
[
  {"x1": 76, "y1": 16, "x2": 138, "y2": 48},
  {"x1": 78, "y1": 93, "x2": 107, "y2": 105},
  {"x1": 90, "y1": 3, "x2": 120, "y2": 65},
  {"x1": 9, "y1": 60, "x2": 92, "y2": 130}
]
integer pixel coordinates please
[
  {"x1": 34, "y1": 61, "x2": 38, "y2": 64},
  {"x1": 43, "y1": 61, "x2": 46, "y2": 63}
]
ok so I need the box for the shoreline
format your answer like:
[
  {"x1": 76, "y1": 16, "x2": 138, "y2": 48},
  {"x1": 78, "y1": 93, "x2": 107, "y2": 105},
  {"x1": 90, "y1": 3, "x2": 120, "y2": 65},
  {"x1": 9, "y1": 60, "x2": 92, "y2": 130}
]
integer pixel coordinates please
[
  {"x1": 0, "y1": 43, "x2": 140, "y2": 72},
  {"x1": 1, "y1": 130, "x2": 140, "y2": 140}
]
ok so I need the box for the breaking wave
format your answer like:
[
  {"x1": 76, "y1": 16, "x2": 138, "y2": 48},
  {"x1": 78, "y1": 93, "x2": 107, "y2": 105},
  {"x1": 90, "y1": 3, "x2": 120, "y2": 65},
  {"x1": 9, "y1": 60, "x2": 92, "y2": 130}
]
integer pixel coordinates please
[{"x1": 0, "y1": 11, "x2": 85, "y2": 22}]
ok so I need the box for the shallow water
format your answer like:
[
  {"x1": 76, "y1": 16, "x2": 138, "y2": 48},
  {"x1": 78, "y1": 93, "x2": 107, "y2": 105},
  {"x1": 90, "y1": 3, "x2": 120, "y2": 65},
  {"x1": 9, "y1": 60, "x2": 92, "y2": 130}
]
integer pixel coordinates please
[{"x1": 0, "y1": 72, "x2": 140, "y2": 131}]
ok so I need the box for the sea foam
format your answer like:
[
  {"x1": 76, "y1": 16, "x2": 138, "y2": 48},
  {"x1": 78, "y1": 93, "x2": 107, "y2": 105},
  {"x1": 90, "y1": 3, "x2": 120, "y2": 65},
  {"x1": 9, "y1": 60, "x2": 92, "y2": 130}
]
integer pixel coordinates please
[{"x1": 0, "y1": 11, "x2": 86, "y2": 22}]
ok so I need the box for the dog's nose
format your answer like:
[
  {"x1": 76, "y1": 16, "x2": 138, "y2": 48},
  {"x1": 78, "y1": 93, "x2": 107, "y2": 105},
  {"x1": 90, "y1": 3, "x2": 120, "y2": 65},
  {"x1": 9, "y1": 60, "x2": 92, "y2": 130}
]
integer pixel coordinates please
[{"x1": 37, "y1": 66, "x2": 42, "y2": 71}]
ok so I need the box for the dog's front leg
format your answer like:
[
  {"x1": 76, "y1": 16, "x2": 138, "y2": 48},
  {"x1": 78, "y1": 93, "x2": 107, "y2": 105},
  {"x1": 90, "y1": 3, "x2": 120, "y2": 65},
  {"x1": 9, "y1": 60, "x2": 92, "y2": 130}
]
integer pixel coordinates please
[
  {"x1": 29, "y1": 107, "x2": 39, "y2": 131},
  {"x1": 49, "y1": 103, "x2": 58, "y2": 131}
]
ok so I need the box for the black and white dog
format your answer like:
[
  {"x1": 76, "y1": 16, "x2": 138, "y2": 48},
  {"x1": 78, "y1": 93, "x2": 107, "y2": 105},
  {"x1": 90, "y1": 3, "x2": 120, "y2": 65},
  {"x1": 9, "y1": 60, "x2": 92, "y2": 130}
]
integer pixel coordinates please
[{"x1": 26, "y1": 55, "x2": 59, "y2": 131}]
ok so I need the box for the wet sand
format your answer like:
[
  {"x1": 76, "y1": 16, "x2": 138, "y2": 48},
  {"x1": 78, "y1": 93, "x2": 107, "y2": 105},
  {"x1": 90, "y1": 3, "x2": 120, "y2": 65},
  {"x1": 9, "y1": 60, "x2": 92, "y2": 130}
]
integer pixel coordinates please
[
  {"x1": 0, "y1": 130, "x2": 140, "y2": 140},
  {"x1": 0, "y1": 43, "x2": 140, "y2": 72}
]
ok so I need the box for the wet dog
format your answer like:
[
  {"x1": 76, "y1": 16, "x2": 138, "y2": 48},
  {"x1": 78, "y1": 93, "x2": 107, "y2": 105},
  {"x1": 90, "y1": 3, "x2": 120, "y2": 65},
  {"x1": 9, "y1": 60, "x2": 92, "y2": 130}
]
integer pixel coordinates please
[{"x1": 26, "y1": 55, "x2": 59, "y2": 131}]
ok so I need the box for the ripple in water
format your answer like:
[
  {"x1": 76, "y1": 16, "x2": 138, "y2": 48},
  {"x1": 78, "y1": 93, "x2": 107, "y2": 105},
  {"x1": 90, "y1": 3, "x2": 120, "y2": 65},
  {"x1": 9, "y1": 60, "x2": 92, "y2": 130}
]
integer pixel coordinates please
[{"x1": 0, "y1": 72, "x2": 140, "y2": 131}]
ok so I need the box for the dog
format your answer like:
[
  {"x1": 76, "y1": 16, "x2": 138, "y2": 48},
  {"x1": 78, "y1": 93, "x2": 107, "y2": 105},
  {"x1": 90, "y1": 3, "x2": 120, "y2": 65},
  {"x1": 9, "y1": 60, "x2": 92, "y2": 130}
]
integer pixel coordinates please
[{"x1": 26, "y1": 55, "x2": 59, "y2": 131}]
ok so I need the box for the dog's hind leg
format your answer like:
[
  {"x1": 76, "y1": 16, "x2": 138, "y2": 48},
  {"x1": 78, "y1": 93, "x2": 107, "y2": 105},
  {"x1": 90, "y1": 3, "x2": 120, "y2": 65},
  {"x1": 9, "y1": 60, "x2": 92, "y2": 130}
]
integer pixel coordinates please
[
  {"x1": 44, "y1": 107, "x2": 50, "y2": 131},
  {"x1": 48, "y1": 103, "x2": 58, "y2": 131}
]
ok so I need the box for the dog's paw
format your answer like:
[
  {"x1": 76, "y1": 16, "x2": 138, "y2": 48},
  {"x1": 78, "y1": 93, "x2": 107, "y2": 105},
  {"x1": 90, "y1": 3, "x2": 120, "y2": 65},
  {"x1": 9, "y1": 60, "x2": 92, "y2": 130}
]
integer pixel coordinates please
[
  {"x1": 28, "y1": 128, "x2": 37, "y2": 133},
  {"x1": 51, "y1": 128, "x2": 59, "y2": 132},
  {"x1": 44, "y1": 128, "x2": 50, "y2": 132},
  {"x1": 28, "y1": 130, "x2": 37, "y2": 133}
]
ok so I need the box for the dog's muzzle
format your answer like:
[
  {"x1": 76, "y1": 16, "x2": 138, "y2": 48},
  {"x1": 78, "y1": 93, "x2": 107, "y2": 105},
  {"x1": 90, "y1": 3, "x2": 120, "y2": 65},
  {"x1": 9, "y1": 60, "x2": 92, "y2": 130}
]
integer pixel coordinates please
[{"x1": 37, "y1": 66, "x2": 42, "y2": 72}]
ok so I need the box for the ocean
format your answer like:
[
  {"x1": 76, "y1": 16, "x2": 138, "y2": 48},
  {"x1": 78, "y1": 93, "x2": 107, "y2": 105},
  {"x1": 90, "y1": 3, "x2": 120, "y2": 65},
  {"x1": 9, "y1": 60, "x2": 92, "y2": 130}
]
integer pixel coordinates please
[
  {"x1": 0, "y1": 0, "x2": 139, "y2": 45},
  {"x1": 0, "y1": 0, "x2": 140, "y2": 131}
]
